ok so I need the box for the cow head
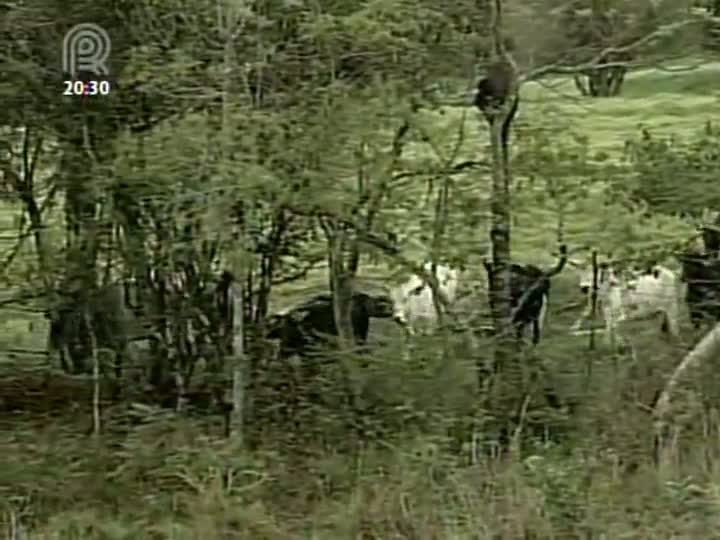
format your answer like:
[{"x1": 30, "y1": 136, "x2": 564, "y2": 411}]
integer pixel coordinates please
[
  {"x1": 265, "y1": 313, "x2": 289, "y2": 341},
  {"x1": 388, "y1": 263, "x2": 459, "y2": 327},
  {"x1": 389, "y1": 275, "x2": 431, "y2": 326},
  {"x1": 575, "y1": 260, "x2": 618, "y2": 297},
  {"x1": 363, "y1": 293, "x2": 394, "y2": 319}
]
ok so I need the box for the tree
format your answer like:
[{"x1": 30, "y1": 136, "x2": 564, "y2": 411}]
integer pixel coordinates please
[
  {"x1": 514, "y1": 0, "x2": 700, "y2": 96},
  {"x1": 1, "y1": 0, "x2": 494, "y2": 442},
  {"x1": 620, "y1": 125, "x2": 720, "y2": 218}
]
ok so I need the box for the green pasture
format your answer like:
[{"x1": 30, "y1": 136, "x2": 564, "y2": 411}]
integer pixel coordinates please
[
  {"x1": 521, "y1": 63, "x2": 720, "y2": 151},
  {"x1": 273, "y1": 63, "x2": 718, "y2": 308},
  {"x1": 2, "y1": 65, "x2": 720, "y2": 537}
]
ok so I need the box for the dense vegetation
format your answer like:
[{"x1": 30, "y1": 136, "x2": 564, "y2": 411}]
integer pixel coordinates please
[{"x1": 1, "y1": 0, "x2": 720, "y2": 537}]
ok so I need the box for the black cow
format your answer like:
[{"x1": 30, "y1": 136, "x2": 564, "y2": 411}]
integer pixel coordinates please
[
  {"x1": 266, "y1": 292, "x2": 394, "y2": 358},
  {"x1": 47, "y1": 270, "x2": 231, "y2": 380},
  {"x1": 678, "y1": 250, "x2": 720, "y2": 328},
  {"x1": 46, "y1": 282, "x2": 136, "y2": 377},
  {"x1": 483, "y1": 245, "x2": 567, "y2": 344}
]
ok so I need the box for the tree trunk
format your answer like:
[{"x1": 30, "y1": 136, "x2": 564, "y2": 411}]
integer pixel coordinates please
[
  {"x1": 219, "y1": 0, "x2": 247, "y2": 441},
  {"x1": 325, "y1": 226, "x2": 355, "y2": 346},
  {"x1": 585, "y1": 0, "x2": 629, "y2": 98},
  {"x1": 573, "y1": 75, "x2": 589, "y2": 96},
  {"x1": 228, "y1": 269, "x2": 245, "y2": 439},
  {"x1": 654, "y1": 323, "x2": 720, "y2": 468},
  {"x1": 323, "y1": 221, "x2": 357, "y2": 426},
  {"x1": 585, "y1": 65, "x2": 626, "y2": 97},
  {"x1": 85, "y1": 304, "x2": 102, "y2": 435},
  {"x1": 430, "y1": 167, "x2": 452, "y2": 326},
  {"x1": 465, "y1": 0, "x2": 519, "y2": 453},
  {"x1": 487, "y1": 115, "x2": 514, "y2": 372}
]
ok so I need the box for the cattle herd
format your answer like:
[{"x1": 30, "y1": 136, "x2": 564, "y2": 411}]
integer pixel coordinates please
[
  {"x1": 570, "y1": 217, "x2": 720, "y2": 348},
  {"x1": 44, "y1": 214, "x2": 720, "y2": 389},
  {"x1": 259, "y1": 215, "x2": 720, "y2": 358}
]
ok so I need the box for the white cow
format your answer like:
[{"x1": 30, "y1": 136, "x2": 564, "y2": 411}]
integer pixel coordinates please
[
  {"x1": 572, "y1": 262, "x2": 681, "y2": 347},
  {"x1": 390, "y1": 262, "x2": 459, "y2": 335}
]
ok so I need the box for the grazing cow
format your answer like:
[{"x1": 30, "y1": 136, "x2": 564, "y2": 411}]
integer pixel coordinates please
[
  {"x1": 389, "y1": 263, "x2": 459, "y2": 335},
  {"x1": 48, "y1": 271, "x2": 233, "y2": 381},
  {"x1": 483, "y1": 246, "x2": 567, "y2": 344},
  {"x1": 46, "y1": 282, "x2": 136, "y2": 376},
  {"x1": 678, "y1": 250, "x2": 720, "y2": 328},
  {"x1": 572, "y1": 262, "x2": 681, "y2": 346},
  {"x1": 266, "y1": 292, "x2": 394, "y2": 357}
]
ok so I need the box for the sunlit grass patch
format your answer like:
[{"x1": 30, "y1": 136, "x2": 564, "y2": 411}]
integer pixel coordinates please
[{"x1": 518, "y1": 65, "x2": 719, "y2": 153}]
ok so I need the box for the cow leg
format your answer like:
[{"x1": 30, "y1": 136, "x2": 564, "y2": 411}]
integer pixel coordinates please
[
  {"x1": 58, "y1": 346, "x2": 71, "y2": 373},
  {"x1": 532, "y1": 319, "x2": 540, "y2": 345},
  {"x1": 400, "y1": 326, "x2": 413, "y2": 361},
  {"x1": 107, "y1": 350, "x2": 123, "y2": 400},
  {"x1": 401, "y1": 336, "x2": 411, "y2": 361},
  {"x1": 604, "y1": 318, "x2": 616, "y2": 349},
  {"x1": 661, "y1": 312, "x2": 679, "y2": 340},
  {"x1": 68, "y1": 344, "x2": 86, "y2": 374},
  {"x1": 612, "y1": 329, "x2": 626, "y2": 351},
  {"x1": 355, "y1": 337, "x2": 371, "y2": 368},
  {"x1": 685, "y1": 307, "x2": 703, "y2": 340},
  {"x1": 114, "y1": 348, "x2": 123, "y2": 381},
  {"x1": 571, "y1": 294, "x2": 594, "y2": 332},
  {"x1": 691, "y1": 309, "x2": 704, "y2": 331}
]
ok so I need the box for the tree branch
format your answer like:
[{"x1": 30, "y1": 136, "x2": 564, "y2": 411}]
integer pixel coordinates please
[{"x1": 522, "y1": 18, "x2": 702, "y2": 83}]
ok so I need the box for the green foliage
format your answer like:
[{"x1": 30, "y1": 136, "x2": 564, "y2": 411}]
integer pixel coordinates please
[
  {"x1": 3, "y1": 0, "x2": 720, "y2": 535},
  {"x1": 621, "y1": 124, "x2": 720, "y2": 218},
  {"x1": 5, "y1": 410, "x2": 720, "y2": 537},
  {"x1": 522, "y1": 447, "x2": 591, "y2": 531}
]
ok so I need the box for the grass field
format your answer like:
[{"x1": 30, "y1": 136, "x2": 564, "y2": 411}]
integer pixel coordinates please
[{"x1": 2, "y1": 64, "x2": 720, "y2": 538}]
